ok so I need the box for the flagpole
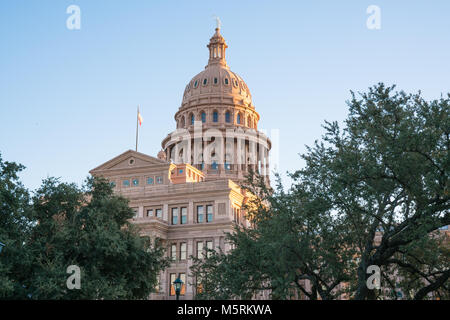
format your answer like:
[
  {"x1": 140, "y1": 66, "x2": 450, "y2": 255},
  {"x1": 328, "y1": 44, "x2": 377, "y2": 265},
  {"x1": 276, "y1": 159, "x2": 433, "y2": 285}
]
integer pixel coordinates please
[{"x1": 135, "y1": 105, "x2": 139, "y2": 152}]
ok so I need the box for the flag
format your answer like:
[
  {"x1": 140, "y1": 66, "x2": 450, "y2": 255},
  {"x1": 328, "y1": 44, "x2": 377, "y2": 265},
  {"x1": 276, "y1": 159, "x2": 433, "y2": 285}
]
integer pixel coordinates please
[{"x1": 138, "y1": 111, "x2": 143, "y2": 126}]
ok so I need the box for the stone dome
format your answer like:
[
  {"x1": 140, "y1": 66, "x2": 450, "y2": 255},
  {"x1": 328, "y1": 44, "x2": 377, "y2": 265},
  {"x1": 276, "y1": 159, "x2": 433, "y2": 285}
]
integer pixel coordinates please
[
  {"x1": 180, "y1": 28, "x2": 254, "y2": 109},
  {"x1": 161, "y1": 26, "x2": 271, "y2": 184}
]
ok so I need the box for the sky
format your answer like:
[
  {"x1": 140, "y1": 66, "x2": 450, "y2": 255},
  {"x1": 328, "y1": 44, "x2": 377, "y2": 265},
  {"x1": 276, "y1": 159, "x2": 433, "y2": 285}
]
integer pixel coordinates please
[{"x1": 0, "y1": 0, "x2": 449, "y2": 192}]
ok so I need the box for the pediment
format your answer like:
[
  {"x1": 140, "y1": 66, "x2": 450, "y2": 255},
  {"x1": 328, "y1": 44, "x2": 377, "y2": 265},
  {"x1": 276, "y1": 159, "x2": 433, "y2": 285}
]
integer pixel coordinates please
[{"x1": 90, "y1": 150, "x2": 168, "y2": 174}]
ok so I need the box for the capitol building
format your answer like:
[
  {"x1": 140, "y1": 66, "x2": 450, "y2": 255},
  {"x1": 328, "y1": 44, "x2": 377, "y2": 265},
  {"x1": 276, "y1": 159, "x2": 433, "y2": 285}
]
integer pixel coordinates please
[{"x1": 90, "y1": 27, "x2": 271, "y2": 300}]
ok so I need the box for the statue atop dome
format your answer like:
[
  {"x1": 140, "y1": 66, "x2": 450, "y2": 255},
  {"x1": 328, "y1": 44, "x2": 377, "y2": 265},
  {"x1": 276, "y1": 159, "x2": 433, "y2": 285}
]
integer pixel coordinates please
[{"x1": 215, "y1": 16, "x2": 221, "y2": 30}]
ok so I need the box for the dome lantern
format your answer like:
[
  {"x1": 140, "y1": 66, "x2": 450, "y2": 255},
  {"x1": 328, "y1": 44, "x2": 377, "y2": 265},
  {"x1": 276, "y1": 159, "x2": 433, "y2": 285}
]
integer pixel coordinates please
[{"x1": 207, "y1": 27, "x2": 228, "y2": 67}]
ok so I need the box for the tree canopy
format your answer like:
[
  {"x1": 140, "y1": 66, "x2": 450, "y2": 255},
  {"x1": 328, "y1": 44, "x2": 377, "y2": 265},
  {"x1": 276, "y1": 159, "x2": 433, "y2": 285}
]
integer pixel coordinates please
[
  {"x1": 191, "y1": 83, "x2": 449, "y2": 300},
  {"x1": 0, "y1": 157, "x2": 168, "y2": 299}
]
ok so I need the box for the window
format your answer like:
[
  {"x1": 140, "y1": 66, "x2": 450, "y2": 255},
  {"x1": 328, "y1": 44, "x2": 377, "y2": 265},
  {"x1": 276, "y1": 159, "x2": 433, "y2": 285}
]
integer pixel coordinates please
[
  {"x1": 123, "y1": 180, "x2": 130, "y2": 187},
  {"x1": 147, "y1": 177, "x2": 154, "y2": 185},
  {"x1": 170, "y1": 273, "x2": 176, "y2": 296},
  {"x1": 214, "y1": 77, "x2": 218, "y2": 84},
  {"x1": 201, "y1": 112, "x2": 206, "y2": 123},
  {"x1": 196, "y1": 277, "x2": 203, "y2": 294},
  {"x1": 213, "y1": 111, "x2": 218, "y2": 122},
  {"x1": 197, "y1": 205, "x2": 204, "y2": 223},
  {"x1": 224, "y1": 78, "x2": 229, "y2": 85},
  {"x1": 179, "y1": 273, "x2": 186, "y2": 295},
  {"x1": 206, "y1": 241, "x2": 213, "y2": 257},
  {"x1": 197, "y1": 241, "x2": 204, "y2": 259},
  {"x1": 171, "y1": 244, "x2": 177, "y2": 261},
  {"x1": 181, "y1": 207, "x2": 187, "y2": 224},
  {"x1": 237, "y1": 113, "x2": 241, "y2": 124},
  {"x1": 179, "y1": 169, "x2": 183, "y2": 174},
  {"x1": 155, "y1": 208, "x2": 162, "y2": 218},
  {"x1": 191, "y1": 114, "x2": 195, "y2": 125},
  {"x1": 211, "y1": 161, "x2": 218, "y2": 170},
  {"x1": 132, "y1": 179, "x2": 139, "y2": 186},
  {"x1": 225, "y1": 162, "x2": 231, "y2": 170},
  {"x1": 110, "y1": 181, "x2": 116, "y2": 188},
  {"x1": 155, "y1": 276, "x2": 160, "y2": 293},
  {"x1": 194, "y1": 80, "x2": 198, "y2": 88},
  {"x1": 147, "y1": 209, "x2": 153, "y2": 217},
  {"x1": 133, "y1": 208, "x2": 138, "y2": 218},
  {"x1": 156, "y1": 176, "x2": 163, "y2": 184},
  {"x1": 206, "y1": 205, "x2": 213, "y2": 222},
  {"x1": 225, "y1": 111, "x2": 231, "y2": 123},
  {"x1": 180, "y1": 243, "x2": 187, "y2": 260},
  {"x1": 171, "y1": 208, "x2": 178, "y2": 225},
  {"x1": 203, "y1": 78, "x2": 207, "y2": 85}
]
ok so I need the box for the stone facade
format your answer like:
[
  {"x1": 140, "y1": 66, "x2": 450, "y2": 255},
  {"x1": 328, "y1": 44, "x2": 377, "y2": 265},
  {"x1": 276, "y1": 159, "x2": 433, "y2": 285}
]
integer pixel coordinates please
[{"x1": 90, "y1": 27, "x2": 271, "y2": 300}]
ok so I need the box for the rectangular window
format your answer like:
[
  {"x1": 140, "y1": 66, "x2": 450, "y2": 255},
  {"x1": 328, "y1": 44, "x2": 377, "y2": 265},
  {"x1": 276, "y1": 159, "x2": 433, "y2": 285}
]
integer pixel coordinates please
[
  {"x1": 206, "y1": 241, "x2": 213, "y2": 258},
  {"x1": 171, "y1": 207, "x2": 178, "y2": 225},
  {"x1": 147, "y1": 177, "x2": 154, "y2": 185},
  {"x1": 147, "y1": 209, "x2": 153, "y2": 217},
  {"x1": 171, "y1": 244, "x2": 177, "y2": 261},
  {"x1": 179, "y1": 273, "x2": 186, "y2": 296},
  {"x1": 197, "y1": 205, "x2": 204, "y2": 223},
  {"x1": 181, "y1": 207, "x2": 187, "y2": 224},
  {"x1": 155, "y1": 208, "x2": 162, "y2": 218},
  {"x1": 196, "y1": 276, "x2": 203, "y2": 294},
  {"x1": 123, "y1": 180, "x2": 130, "y2": 187},
  {"x1": 170, "y1": 273, "x2": 176, "y2": 296},
  {"x1": 156, "y1": 176, "x2": 163, "y2": 184},
  {"x1": 154, "y1": 276, "x2": 160, "y2": 293},
  {"x1": 196, "y1": 241, "x2": 204, "y2": 259},
  {"x1": 206, "y1": 205, "x2": 213, "y2": 222},
  {"x1": 180, "y1": 242, "x2": 187, "y2": 260}
]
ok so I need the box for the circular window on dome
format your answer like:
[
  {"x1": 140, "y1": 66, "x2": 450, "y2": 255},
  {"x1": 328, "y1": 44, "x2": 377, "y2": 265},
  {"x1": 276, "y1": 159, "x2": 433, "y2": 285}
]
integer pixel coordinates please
[
  {"x1": 194, "y1": 80, "x2": 199, "y2": 88},
  {"x1": 203, "y1": 78, "x2": 208, "y2": 86},
  {"x1": 224, "y1": 78, "x2": 229, "y2": 85}
]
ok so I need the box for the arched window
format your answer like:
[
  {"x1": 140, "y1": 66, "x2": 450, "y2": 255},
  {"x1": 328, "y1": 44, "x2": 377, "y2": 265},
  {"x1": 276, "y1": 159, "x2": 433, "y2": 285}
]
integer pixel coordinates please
[
  {"x1": 212, "y1": 161, "x2": 218, "y2": 170},
  {"x1": 179, "y1": 149, "x2": 184, "y2": 162},
  {"x1": 201, "y1": 112, "x2": 206, "y2": 123},
  {"x1": 213, "y1": 111, "x2": 218, "y2": 122},
  {"x1": 190, "y1": 114, "x2": 195, "y2": 125},
  {"x1": 225, "y1": 111, "x2": 231, "y2": 123},
  {"x1": 237, "y1": 113, "x2": 241, "y2": 124},
  {"x1": 225, "y1": 154, "x2": 232, "y2": 170}
]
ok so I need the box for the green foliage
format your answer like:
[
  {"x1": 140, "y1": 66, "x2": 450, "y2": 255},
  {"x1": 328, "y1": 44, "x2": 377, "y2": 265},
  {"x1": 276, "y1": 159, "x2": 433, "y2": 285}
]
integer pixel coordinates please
[
  {"x1": 191, "y1": 83, "x2": 449, "y2": 300},
  {"x1": 0, "y1": 155, "x2": 169, "y2": 299},
  {"x1": 0, "y1": 154, "x2": 32, "y2": 298}
]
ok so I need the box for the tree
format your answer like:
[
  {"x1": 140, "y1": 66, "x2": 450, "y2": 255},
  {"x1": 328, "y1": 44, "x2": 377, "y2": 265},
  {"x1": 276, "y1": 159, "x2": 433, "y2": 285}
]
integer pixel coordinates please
[
  {"x1": 191, "y1": 84, "x2": 449, "y2": 300},
  {"x1": 0, "y1": 154, "x2": 169, "y2": 299},
  {"x1": 0, "y1": 153, "x2": 32, "y2": 298},
  {"x1": 21, "y1": 176, "x2": 169, "y2": 299},
  {"x1": 191, "y1": 172, "x2": 357, "y2": 300}
]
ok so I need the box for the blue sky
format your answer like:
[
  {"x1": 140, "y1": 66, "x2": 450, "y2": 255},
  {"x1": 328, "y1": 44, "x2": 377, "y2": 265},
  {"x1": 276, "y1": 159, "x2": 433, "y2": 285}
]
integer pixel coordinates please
[{"x1": 1, "y1": 0, "x2": 449, "y2": 191}]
